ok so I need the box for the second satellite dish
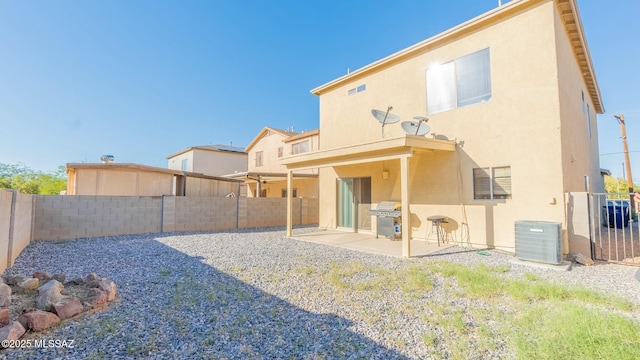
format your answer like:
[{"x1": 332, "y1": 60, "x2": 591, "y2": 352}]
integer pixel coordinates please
[{"x1": 401, "y1": 116, "x2": 430, "y2": 136}]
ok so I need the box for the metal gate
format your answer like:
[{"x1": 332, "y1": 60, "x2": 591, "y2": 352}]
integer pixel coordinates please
[{"x1": 589, "y1": 193, "x2": 640, "y2": 264}]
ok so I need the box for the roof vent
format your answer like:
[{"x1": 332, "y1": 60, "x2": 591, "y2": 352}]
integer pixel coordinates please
[{"x1": 100, "y1": 155, "x2": 115, "y2": 163}]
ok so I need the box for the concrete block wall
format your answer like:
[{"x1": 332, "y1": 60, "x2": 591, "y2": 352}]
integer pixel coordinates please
[
  {"x1": 33, "y1": 195, "x2": 162, "y2": 240},
  {"x1": 0, "y1": 190, "x2": 35, "y2": 273},
  {"x1": 168, "y1": 197, "x2": 238, "y2": 232},
  {"x1": 19, "y1": 195, "x2": 319, "y2": 244},
  {"x1": 0, "y1": 191, "x2": 13, "y2": 272}
]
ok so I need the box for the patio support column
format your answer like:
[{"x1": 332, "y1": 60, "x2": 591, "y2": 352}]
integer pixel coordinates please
[
  {"x1": 286, "y1": 169, "x2": 293, "y2": 237},
  {"x1": 400, "y1": 155, "x2": 411, "y2": 258}
]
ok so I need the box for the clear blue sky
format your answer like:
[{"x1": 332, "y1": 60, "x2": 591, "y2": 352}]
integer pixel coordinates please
[{"x1": 1, "y1": 0, "x2": 639, "y2": 180}]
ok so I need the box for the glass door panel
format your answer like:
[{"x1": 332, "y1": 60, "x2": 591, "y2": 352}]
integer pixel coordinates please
[{"x1": 337, "y1": 179, "x2": 353, "y2": 228}]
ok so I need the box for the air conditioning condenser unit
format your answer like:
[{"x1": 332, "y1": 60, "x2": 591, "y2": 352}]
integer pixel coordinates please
[{"x1": 515, "y1": 221, "x2": 562, "y2": 265}]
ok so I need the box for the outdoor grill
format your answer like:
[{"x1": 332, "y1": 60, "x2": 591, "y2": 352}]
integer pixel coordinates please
[{"x1": 369, "y1": 201, "x2": 402, "y2": 240}]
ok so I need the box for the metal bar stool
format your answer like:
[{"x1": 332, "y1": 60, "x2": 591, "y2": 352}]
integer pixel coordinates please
[{"x1": 427, "y1": 215, "x2": 448, "y2": 246}]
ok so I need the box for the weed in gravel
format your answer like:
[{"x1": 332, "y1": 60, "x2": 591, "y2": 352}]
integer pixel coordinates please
[
  {"x1": 159, "y1": 268, "x2": 171, "y2": 278},
  {"x1": 508, "y1": 301, "x2": 640, "y2": 359}
]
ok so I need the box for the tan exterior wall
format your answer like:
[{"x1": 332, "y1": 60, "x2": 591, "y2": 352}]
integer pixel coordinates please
[
  {"x1": 248, "y1": 132, "x2": 319, "y2": 175},
  {"x1": 246, "y1": 178, "x2": 318, "y2": 198},
  {"x1": 0, "y1": 190, "x2": 35, "y2": 273},
  {"x1": 185, "y1": 177, "x2": 241, "y2": 197},
  {"x1": 72, "y1": 168, "x2": 174, "y2": 196},
  {"x1": 168, "y1": 149, "x2": 247, "y2": 176},
  {"x1": 553, "y1": 8, "x2": 601, "y2": 193},
  {"x1": 315, "y1": 2, "x2": 597, "y2": 252}
]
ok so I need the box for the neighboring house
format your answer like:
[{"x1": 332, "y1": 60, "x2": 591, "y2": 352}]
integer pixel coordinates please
[
  {"x1": 226, "y1": 126, "x2": 319, "y2": 198},
  {"x1": 282, "y1": 0, "x2": 603, "y2": 257},
  {"x1": 66, "y1": 163, "x2": 242, "y2": 197},
  {"x1": 167, "y1": 145, "x2": 247, "y2": 176}
]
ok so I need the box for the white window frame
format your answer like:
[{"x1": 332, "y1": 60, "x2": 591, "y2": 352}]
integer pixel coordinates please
[
  {"x1": 291, "y1": 140, "x2": 309, "y2": 155},
  {"x1": 426, "y1": 48, "x2": 492, "y2": 114},
  {"x1": 473, "y1": 166, "x2": 512, "y2": 200},
  {"x1": 255, "y1": 151, "x2": 263, "y2": 167}
]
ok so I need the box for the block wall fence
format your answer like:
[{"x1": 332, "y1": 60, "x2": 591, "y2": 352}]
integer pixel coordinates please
[
  {"x1": 0, "y1": 194, "x2": 319, "y2": 273},
  {"x1": 0, "y1": 190, "x2": 35, "y2": 274}
]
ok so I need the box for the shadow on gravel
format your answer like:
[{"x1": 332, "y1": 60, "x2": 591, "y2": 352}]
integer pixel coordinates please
[{"x1": 2, "y1": 234, "x2": 409, "y2": 359}]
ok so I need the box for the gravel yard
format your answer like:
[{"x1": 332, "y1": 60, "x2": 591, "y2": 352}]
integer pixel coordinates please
[{"x1": 1, "y1": 226, "x2": 639, "y2": 359}]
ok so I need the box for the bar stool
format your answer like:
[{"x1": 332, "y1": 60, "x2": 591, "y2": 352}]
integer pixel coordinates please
[{"x1": 427, "y1": 215, "x2": 448, "y2": 246}]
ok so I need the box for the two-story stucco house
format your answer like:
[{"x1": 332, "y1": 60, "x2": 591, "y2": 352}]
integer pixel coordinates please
[
  {"x1": 167, "y1": 144, "x2": 247, "y2": 176},
  {"x1": 227, "y1": 126, "x2": 319, "y2": 198},
  {"x1": 282, "y1": 0, "x2": 603, "y2": 257}
]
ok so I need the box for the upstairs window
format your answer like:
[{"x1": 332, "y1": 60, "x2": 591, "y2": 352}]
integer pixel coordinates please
[
  {"x1": 427, "y1": 48, "x2": 492, "y2": 114},
  {"x1": 255, "y1": 151, "x2": 263, "y2": 167},
  {"x1": 181, "y1": 158, "x2": 188, "y2": 171},
  {"x1": 292, "y1": 140, "x2": 309, "y2": 155},
  {"x1": 278, "y1": 147, "x2": 283, "y2": 158},
  {"x1": 348, "y1": 84, "x2": 366, "y2": 96},
  {"x1": 473, "y1": 166, "x2": 511, "y2": 200}
]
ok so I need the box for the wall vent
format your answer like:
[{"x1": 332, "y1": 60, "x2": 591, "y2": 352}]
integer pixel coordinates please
[{"x1": 515, "y1": 221, "x2": 562, "y2": 265}]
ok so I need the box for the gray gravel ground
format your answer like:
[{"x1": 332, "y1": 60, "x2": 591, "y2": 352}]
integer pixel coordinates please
[{"x1": 1, "y1": 226, "x2": 639, "y2": 359}]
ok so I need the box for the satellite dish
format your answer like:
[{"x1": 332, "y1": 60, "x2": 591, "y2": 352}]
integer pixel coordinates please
[
  {"x1": 371, "y1": 106, "x2": 400, "y2": 138},
  {"x1": 371, "y1": 109, "x2": 400, "y2": 125},
  {"x1": 401, "y1": 116, "x2": 430, "y2": 136}
]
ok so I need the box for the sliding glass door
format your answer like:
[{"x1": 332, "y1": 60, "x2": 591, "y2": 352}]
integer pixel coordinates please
[{"x1": 337, "y1": 177, "x2": 371, "y2": 231}]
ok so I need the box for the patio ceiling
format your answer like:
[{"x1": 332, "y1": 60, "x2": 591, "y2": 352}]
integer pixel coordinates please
[{"x1": 280, "y1": 135, "x2": 456, "y2": 171}]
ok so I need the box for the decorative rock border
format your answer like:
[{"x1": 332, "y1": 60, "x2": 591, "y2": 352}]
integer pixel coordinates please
[{"x1": 0, "y1": 272, "x2": 117, "y2": 344}]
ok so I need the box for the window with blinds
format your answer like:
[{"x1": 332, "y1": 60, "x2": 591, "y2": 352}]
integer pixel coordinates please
[{"x1": 473, "y1": 166, "x2": 511, "y2": 200}]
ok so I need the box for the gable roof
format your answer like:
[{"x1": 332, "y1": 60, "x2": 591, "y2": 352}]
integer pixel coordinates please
[
  {"x1": 284, "y1": 129, "x2": 320, "y2": 143},
  {"x1": 167, "y1": 144, "x2": 247, "y2": 159},
  {"x1": 311, "y1": 0, "x2": 603, "y2": 113},
  {"x1": 245, "y1": 126, "x2": 298, "y2": 152}
]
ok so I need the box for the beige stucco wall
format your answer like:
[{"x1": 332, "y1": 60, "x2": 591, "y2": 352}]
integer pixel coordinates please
[
  {"x1": 168, "y1": 149, "x2": 247, "y2": 176},
  {"x1": 72, "y1": 168, "x2": 174, "y2": 196},
  {"x1": 246, "y1": 178, "x2": 318, "y2": 198},
  {"x1": 553, "y1": 8, "x2": 601, "y2": 194},
  {"x1": 185, "y1": 177, "x2": 241, "y2": 197},
  {"x1": 315, "y1": 1, "x2": 599, "y2": 252},
  {"x1": 248, "y1": 131, "x2": 319, "y2": 175}
]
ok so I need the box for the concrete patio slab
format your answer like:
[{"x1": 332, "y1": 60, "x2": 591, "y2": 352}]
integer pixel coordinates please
[{"x1": 290, "y1": 230, "x2": 454, "y2": 258}]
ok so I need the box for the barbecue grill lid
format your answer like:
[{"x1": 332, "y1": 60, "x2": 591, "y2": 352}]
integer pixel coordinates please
[{"x1": 376, "y1": 201, "x2": 401, "y2": 210}]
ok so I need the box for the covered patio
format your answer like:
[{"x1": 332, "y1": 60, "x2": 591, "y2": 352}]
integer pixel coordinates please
[
  {"x1": 281, "y1": 134, "x2": 457, "y2": 258},
  {"x1": 290, "y1": 230, "x2": 455, "y2": 258}
]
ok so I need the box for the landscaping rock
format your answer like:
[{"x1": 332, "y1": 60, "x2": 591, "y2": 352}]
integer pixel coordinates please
[
  {"x1": 573, "y1": 253, "x2": 595, "y2": 266},
  {"x1": 0, "y1": 308, "x2": 9, "y2": 327},
  {"x1": 32, "y1": 271, "x2": 51, "y2": 281},
  {"x1": 2, "y1": 275, "x2": 26, "y2": 286},
  {"x1": 0, "y1": 321, "x2": 26, "y2": 342},
  {"x1": 86, "y1": 273, "x2": 99, "y2": 285},
  {"x1": 0, "y1": 283, "x2": 11, "y2": 307},
  {"x1": 36, "y1": 280, "x2": 64, "y2": 311},
  {"x1": 66, "y1": 277, "x2": 85, "y2": 286},
  {"x1": 17, "y1": 277, "x2": 39, "y2": 290},
  {"x1": 52, "y1": 298, "x2": 83, "y2": 320},
  {"x1": 84, "y1": 288, "x2": 108, "y2": 310},
  {"x1": 39, "y1": 279, "x2": 64, "y2": 292},
  {"x1": 51, "y1": 274, "x2": 66, "y2": 284},
  {"x1": 96, "y1": 278, "x2": 117, "y2": 302},
  {"x1": 18, "y1": 310, "x2": 60, "y2": 332}
]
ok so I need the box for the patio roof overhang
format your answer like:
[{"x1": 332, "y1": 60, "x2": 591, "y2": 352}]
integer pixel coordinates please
[
  {"x1": 282, "y1": 135, "x2": 457, "y2": 259},
  {"x1": 280, "y1": 135, "x2": 456, "y2": 171}
]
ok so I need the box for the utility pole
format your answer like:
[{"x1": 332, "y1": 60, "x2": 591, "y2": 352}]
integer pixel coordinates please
[{"x1": 615, "y1": 114, "x2": 634, "y2": 208}]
